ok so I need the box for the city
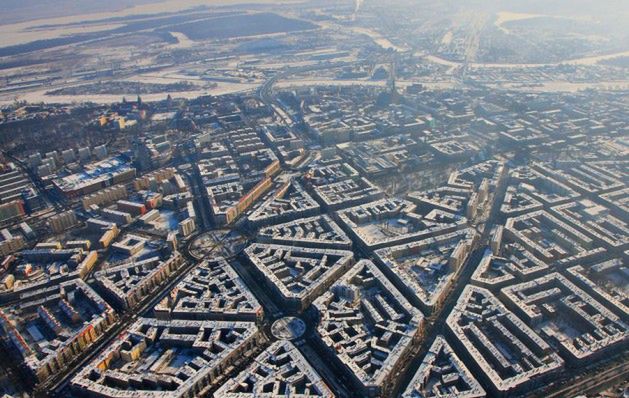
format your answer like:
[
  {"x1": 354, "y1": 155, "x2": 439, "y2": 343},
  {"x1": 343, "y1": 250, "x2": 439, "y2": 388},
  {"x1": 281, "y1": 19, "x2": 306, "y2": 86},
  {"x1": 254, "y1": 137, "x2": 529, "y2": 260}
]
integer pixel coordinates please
[{"x1": 0, "y1": 0, "x2": 627, "y2": 397}]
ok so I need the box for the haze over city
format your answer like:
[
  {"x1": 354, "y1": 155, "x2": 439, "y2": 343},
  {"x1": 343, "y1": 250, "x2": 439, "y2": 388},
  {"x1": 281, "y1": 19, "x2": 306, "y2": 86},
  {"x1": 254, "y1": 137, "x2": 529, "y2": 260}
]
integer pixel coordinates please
[{"x1": 0, "y1": 1, "x2": 627, "y2": 398}]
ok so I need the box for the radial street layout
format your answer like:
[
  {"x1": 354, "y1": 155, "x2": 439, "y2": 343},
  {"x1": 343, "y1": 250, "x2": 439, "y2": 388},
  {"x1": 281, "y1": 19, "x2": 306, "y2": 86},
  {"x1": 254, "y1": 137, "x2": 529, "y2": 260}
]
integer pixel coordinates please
[{"x1": 0, "y1": 2, "x2": 628, "y2": 397}]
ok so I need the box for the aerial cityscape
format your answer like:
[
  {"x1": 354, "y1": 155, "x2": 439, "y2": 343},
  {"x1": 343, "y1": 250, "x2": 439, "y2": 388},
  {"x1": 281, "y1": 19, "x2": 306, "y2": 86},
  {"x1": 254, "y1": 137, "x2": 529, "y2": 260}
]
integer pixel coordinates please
[{"x1": 0, "y1": 0, "x2": 627, "y2": 397}]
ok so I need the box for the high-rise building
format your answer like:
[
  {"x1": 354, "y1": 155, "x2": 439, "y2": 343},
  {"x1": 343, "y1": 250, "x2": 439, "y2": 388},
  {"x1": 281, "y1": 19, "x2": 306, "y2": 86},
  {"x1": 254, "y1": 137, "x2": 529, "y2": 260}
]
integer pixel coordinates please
[
  {"x1": 178, "y1": 217, "x2": 196, "y2": 237},
  {"x1": 0, "y1": 200, "x2": 25, "y2": 223},
  {"x1": 48, "y1": 210, "x2": 78, "y2": 234}
]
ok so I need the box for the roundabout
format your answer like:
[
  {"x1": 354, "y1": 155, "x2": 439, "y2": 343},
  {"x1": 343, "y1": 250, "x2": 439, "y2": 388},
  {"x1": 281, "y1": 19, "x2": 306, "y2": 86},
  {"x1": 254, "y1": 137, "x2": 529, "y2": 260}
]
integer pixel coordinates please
[{"x1": 271, "y1": 317, "x2": 306, "y2": 341}]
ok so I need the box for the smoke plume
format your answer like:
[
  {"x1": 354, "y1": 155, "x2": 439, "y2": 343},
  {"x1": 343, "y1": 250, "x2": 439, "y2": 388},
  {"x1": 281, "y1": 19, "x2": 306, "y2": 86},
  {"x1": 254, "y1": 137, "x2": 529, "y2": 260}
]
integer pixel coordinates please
[{"x1": 355, "y1": 0, "x2": 363, "y2": 13}]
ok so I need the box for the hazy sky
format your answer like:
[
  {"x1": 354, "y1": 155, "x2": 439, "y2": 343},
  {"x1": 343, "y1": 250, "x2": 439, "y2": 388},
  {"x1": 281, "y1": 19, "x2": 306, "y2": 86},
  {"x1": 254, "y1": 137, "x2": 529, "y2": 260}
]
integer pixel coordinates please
[{"x1": 3, "y1": 0, "x2": 628, "y2": 25}]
